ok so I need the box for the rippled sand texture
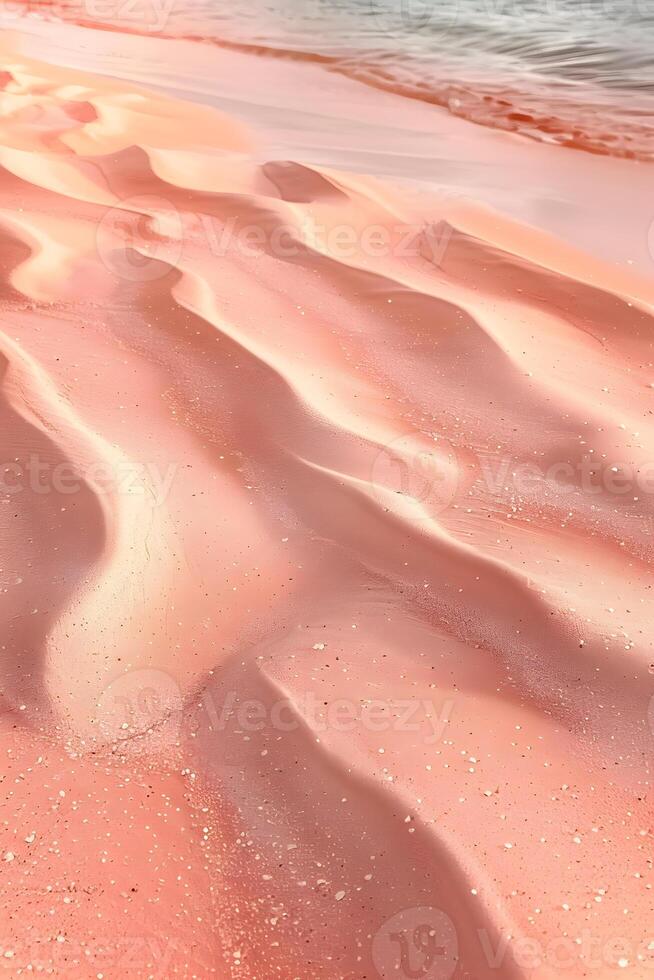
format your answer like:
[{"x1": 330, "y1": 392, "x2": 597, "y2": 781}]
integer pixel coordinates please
[{"x1": 0, "y1": 35, "x2": 653, "y2": 979}]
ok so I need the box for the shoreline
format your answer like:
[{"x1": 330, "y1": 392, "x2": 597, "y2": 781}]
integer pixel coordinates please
[
  {"x1": 4, "y1": 13, "x2": 654, "y2": 279},
  {"x1": 5, "y1": 2, "x2": 654, "y2": 164}
]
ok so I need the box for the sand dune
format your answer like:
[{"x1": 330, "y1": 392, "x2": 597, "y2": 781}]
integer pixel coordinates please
[{"x1": 0, "y1": 29, "x2": 652, "y2": 979}]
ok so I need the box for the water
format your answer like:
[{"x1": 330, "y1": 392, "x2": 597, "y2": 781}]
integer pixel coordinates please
[{"x1": 32, "y1": 0, "x2": 654, "y2": 158}]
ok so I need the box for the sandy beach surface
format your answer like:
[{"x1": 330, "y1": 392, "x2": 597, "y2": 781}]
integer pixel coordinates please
[{"x1": 0, "y1": 14, "x2": 652, "y2": 978}]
